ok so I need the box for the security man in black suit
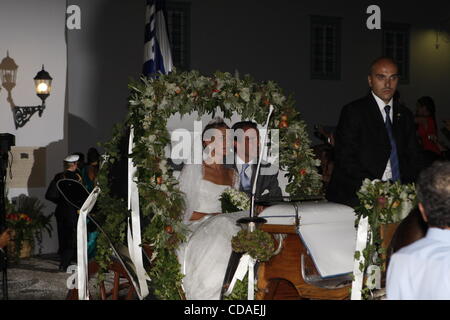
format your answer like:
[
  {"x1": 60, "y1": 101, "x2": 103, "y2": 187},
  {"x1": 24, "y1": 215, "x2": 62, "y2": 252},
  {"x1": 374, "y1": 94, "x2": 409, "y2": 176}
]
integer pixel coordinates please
[
  {"x1": 326, "y1": 57, "x2": 423, "y2": 207},
  {"x1": 45, "y1": 154, "x2": 83, "y2": 271}
]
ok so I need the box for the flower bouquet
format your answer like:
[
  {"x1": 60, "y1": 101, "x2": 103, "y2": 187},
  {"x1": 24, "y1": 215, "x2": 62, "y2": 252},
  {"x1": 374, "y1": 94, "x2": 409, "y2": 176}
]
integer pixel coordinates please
[
  {"x1": 6, "y1": 195, "x2": 53, "y2": 260},
  {"x1": 354, "y1": 179, "x2": 417, "y2": 299},
  {"x1": 356, "y1": 179, "x2": 417, "y2": 225},
  {"x1": 220, "y1": 187, "x2": 250, "y2": 213}
]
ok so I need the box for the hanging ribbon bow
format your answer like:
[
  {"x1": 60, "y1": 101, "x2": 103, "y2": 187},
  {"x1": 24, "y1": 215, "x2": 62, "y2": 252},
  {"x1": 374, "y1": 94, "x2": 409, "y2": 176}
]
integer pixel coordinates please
[
  {"x1": 224, "y1": 253, "x2": 256, "y2": 300},
  {"x1": 351, "y1": 216, "x2": 369, "y2": 300},
  {"x1": 128, "y1": 127, "x2": 150, "y2": 299},
  {"x1": 77, "y1": 187, "x2": 101, "y2": 300}
]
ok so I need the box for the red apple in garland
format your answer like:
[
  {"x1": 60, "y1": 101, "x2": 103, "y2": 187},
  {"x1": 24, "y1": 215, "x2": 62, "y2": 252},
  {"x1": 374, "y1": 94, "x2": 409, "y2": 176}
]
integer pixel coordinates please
[{"x1": 279, "y1": 120, "x2": 289, "y2": 129}]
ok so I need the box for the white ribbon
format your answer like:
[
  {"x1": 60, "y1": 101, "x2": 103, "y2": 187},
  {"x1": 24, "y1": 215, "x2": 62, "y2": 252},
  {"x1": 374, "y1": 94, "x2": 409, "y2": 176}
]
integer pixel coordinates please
[
  {"x1": 223, "y1": 253, "x2": 255, "y2": 300},
  {"x1": 366, "y1": 265, "x2": 381, "y2": 290},
  {"x1": 248, "y1": 258, "x2": 255, "y2": 300},
  {"x1": 76, "y1": 186, "x2": 101, "y2": 300},
  {"x1": 250, "y1": 104, "x2": 274, "y2": 218},
  {"x1": 351, "y1": 216, "x2": 369, "y2": 300},
  {"x1": 128, "y1": 127, "x2": 150, "y2": 299}
]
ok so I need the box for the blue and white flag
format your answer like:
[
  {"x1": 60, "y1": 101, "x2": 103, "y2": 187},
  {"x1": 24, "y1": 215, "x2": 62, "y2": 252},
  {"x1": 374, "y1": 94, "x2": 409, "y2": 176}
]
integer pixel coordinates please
[{"x1": 143, "y1": 0, "x2": 173, "y2": 76}]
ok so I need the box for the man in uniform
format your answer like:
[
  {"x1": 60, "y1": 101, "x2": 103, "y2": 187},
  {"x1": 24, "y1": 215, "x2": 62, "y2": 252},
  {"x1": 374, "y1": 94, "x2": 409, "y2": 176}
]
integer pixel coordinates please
[{"x1": 45, "y1": 154, "x2": 83, "y2": 271}]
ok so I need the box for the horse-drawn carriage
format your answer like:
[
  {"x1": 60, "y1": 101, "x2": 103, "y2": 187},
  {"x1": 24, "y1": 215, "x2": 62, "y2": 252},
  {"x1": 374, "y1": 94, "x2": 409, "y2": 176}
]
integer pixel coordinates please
[
  {"x1": 62, "y1": 70, "x2": 421, "y2": 300},
  {"x1": 64, "y1": 185, "x2": 402, "y2": 300}
]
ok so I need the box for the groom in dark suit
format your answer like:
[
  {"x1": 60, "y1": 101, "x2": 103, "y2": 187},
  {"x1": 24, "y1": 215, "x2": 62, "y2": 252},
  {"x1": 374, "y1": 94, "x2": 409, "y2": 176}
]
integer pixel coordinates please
[
  {"x1": 326, "y1": 57, "x2": 423, "y2": 207},
  {"x1": 231, "y1": 121, "x2": 282, "y2": 201}
]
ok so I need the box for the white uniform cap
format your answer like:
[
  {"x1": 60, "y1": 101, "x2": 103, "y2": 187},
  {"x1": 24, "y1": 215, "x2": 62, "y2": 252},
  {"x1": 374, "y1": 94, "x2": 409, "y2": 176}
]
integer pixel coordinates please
[{"x1": 64, "y1": 154, "x2": 80, "y2": 163}]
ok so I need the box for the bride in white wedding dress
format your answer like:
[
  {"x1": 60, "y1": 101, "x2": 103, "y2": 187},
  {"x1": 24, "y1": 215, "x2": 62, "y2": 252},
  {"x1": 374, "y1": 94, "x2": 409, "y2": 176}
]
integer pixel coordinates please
[{"x1": 176, "y1": 118, "x2": 247, "y2": 300}]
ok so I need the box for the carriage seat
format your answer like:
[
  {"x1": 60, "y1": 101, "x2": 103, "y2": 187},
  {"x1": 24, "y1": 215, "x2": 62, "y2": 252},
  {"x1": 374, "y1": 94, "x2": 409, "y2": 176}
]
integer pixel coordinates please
[{"x1": 259, "y1": 201, "x2": 357, "y2": 280}]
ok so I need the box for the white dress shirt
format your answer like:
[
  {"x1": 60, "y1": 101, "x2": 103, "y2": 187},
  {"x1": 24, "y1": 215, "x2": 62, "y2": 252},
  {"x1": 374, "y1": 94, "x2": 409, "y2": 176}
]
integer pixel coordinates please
[
  {"x1": 371, "y1": 91, "x2": 393, "y2": 181},
  {"x1": 386, "y1": 227, "x2": 450, "y2": 300}
]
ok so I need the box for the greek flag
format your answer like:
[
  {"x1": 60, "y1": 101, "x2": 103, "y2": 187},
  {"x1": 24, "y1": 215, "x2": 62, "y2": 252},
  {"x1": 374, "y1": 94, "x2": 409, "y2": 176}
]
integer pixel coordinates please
[{"x1": 143, "y1": 0, "x2": 173, "y2": 76}]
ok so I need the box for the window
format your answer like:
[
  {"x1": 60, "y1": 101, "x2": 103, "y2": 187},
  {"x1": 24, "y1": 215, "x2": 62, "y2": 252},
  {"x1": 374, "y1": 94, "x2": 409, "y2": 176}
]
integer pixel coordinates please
[
  {"x1": 166, "y1": 2, "x2": 191, "y2": 71},
  {"x1": 382, "y1": 23, "x2": 410, "y2": 83},
  {"x1": 310, "y1": 16, "x2": 341, "y2": 80}
]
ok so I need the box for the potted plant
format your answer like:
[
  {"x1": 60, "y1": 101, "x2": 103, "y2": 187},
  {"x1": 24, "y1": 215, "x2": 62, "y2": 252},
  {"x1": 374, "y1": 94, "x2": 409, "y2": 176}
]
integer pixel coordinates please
[{"x1": 5, "y1": 194, "x2": 53, "y2": 261}]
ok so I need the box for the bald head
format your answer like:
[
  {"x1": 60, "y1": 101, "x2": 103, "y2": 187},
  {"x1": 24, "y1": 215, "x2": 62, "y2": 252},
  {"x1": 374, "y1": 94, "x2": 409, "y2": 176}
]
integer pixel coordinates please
[
  {"x1": 368, "y1": 57, "x2": 398, "y2": 75},
  {"x1": 367, "y1": 57, "x2": 399, "y2": 104}
]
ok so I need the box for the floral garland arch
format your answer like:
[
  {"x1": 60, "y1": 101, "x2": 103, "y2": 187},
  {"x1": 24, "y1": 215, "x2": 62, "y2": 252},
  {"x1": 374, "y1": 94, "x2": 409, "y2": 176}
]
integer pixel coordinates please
[{"x1": 95, "y1": 70, "x2": 323, "y2": 299}]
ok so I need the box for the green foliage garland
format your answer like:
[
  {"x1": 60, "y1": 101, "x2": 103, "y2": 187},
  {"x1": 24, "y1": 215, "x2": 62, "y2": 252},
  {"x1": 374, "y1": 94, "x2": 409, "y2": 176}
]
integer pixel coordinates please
[
  {"x1": 96, "y1": 70, "x2": 322, "y2": 299},
  {"x1": 231, "y1": 229, "x2": 275, "y2": 262},
  {"x1": 223, "y1": 274, "x2": 255, "y2": 300},
  {"x1": 354, "y1": 179, "x2": 417, "y2": 299}
]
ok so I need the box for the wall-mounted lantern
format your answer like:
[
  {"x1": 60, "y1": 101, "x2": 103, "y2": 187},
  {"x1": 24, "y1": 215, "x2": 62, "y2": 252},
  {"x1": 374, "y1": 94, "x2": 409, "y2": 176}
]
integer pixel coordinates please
[{"x1": 0, "y1": 52, "x2": 53, "y2": 129}]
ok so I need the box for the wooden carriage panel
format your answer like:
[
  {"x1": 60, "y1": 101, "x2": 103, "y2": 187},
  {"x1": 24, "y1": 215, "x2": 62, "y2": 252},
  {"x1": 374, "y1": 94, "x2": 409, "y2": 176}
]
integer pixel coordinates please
[{"x1": 257, "y1": 224, "x2": 350, "y2": 300}]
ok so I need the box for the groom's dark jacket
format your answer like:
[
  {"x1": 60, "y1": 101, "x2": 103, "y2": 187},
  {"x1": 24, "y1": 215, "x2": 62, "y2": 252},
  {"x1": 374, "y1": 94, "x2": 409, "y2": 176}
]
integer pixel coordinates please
[
  {"x1": 326, "y1": 93, "x2": 423, "y2": 207},
  {"x1": 234, "y1": 161, "x2": 283, "y2": 201}
]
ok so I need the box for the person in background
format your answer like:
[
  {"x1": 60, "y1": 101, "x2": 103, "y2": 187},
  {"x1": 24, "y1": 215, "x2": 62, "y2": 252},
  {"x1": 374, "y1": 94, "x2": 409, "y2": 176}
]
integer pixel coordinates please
[
  {"x1": 387, "y1": 161, "x2": 450, "y2": 299},
  {"x1": 415, "y1": 96, "x2": 445, "y2": 167},
  {"x1": 0, "y1": 229, "x2": 11, "y2": 272},
  {"x1": 313, "y1": 144, "x2": 334, "y2": 193},
  {"x1": 45, "y1": 154, "x2": 82, "y2": 271},
  {"x1": 313, "y1": 125, "x2": 336, "y2": 192},
  {"x1": 0, "y1": 229, "x2": 11, "y2": 250},
  {"x1": 441, "y1": 120, "x2": 450, "y2": 160},
  {"x1": 442, "y1": 120, "x2": 450, "y2": 142},
  {"x1": 82, "y1": 147, "x2": 101, "y2": 259},
  {"x1": 83, "y1": 147, "x2": 100, "y2": 193},
  {"x1": 73, "y1": 152, "x2": 86, "y2": 175}
]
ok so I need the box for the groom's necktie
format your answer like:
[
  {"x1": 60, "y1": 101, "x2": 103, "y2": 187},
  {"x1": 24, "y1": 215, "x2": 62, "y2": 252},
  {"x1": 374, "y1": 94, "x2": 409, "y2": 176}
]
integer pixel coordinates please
[
  {"x1": 240, "y1": 163, "x2": 251, "y2": 191},
  {"x1": 384, "y1": 105, "x2": 400, "y2": 182}
]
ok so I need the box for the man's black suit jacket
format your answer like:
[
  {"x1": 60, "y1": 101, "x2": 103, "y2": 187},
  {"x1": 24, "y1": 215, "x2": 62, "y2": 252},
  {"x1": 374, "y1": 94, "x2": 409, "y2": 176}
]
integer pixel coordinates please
[
  {"x1": 235, "y1": 162, "x2": 282, "y2": 200},
  {"x1": 326, "y1": 94, "x2": 423, "y2": 207}
]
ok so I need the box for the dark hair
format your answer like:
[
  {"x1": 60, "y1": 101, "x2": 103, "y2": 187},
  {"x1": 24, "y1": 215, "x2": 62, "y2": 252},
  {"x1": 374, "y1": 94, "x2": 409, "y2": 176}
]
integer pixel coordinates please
[
  {"x1": 417, "y1": 161, "x2": 450, "y2": 228},
  {"x1": 417, "y1": 96, "x2": 438, "y2": 138},
  {"x1": 73, "y1": 152, "x2": 85, "y2": 162},
  {"x1": 202, "y1": 119, "x2": 229, "y2": 143},
  {"x1": 231, "y1": 121, "x2": 260, "y2": 146},
  {"x1": 417, "y1": 96, "x2": 436, "y2": 116},
  {"x1": 87, "y1": 147, "x2": 100, "y2": 164},
  {"x1": 368, "y1": 56, "x2": 399, "y2": 75},
  {"x1": 231, "y1": 121, "x2": 260, "y2": 159},
  {"x1": 231, "y1": 121, "x2": 258, "y2": 132}
]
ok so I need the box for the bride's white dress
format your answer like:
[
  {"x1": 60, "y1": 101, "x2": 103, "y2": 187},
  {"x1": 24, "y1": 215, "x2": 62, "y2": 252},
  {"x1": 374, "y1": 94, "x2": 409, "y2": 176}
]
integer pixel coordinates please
[{"x1": 177, "y1": 164, "x2": 247, "y2": 300}]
